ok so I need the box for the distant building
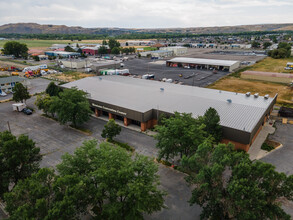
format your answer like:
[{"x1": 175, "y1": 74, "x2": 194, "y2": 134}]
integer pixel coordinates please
[
  {"x1": 140, "y1": 50, "x2": 173, "y2": 58},
  {"x1": 126, "y1": 40, "x2": 155, "y2": 46},
  {"x1": 60, "y1": 60, "x2": 88, "y2": 69},
  {"x1": 160, "y1": 46, "x2": 187, "y2": 55},
  {"x1": 0, "y1": 76, "x2": 24, "y2": 95},
  {"x1": 82, "y1": 47, "x2": 99, "y2": 56},
  {"x1": 166, "y1": 57, "x2": 240, "y2": 72},
  {"x1": 45, "y1": 51, "x2": 80, "y2": 58}
]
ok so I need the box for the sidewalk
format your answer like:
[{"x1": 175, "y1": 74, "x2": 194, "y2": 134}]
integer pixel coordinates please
[
  {"x1": 91, "y1": 114, "x2": 157, "y2": 137},
  {"x1": 248, "y1": 121, "x2": 276, "y2": 160}
]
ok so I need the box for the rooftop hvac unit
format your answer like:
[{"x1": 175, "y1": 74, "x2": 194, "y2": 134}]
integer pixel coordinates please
[
  {"x1": 246, "y1": 92, "x2": 251, "y2": 97},
  {"x1": 264, "y1": 94, "x2": 270, "y2": 99},
  {"x1": 99, "y1": 77, "x2": 102, "y2": 80},
  {"x1": 160, "y1": 88, "x2": 164, "y2": 92},
  {"x1": 254, "y1": 93, "x2": 259, "y2": 98},
  {"x1": 227, "y1": 99, "x2": 232, "y2": 103}
]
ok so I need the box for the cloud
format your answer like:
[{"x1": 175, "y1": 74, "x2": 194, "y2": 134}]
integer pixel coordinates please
[{"x1": 0, "y1": 0, "x2": 292, "y2": 28}]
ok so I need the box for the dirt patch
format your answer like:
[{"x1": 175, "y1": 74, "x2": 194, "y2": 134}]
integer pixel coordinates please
[
  {"x1": 44, "y1": 72, "x2": 95, "y2": 82},
  {"x1": 0, "y1": 60, "x2": 28, "y2": 68},
  {"x1": 207, "y1": 77, "x2": 293, "y2": 106}
]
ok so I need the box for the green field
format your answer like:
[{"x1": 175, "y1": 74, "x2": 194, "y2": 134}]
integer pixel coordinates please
[{"x1": 249, "y1": 57, "x2": 293, "y2": 73}]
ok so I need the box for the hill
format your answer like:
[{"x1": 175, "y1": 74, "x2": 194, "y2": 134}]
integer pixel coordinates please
[{"x1": 0, "y1": 23, "x2": 293, "y2": 35}]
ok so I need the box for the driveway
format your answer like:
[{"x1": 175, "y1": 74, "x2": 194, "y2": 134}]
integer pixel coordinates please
[
  {"x1": 261, "y1": 122, "x2": 293, "y2": 175},
  {"x1": 0, "y1": 97, "x2": 201, "y2": 220}
]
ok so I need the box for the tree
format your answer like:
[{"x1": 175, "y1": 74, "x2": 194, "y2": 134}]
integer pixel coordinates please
[
  {"x1": 12, "y1": 82, "x2": 30, "y2": 103},
  {"x1": 0, "y1": 131, "x2": 41, "y2": 198},
  {"x1": 57, "y1": 140, "x2": 166, "y2": 219},
  {"x1": 98, "y1": 45, "x2": 108, "y2": 54},
  {"x1": 35, "y1": 94, "x2": 54, "y2": 116},
  {"x1": 182, "y1": 142, "x2": 293, "y2": 220},
  {"x1": 251, "y1": 41, "x2": 260, "y2": 48},
  {"x1": 263, "y1": 42, "x2": 272, "y2": 49},
  {"x1": 4, "y1": 168, "x2": 88, "y2": 220},
  {"x1": 64, "y1": 45, "x2": 76, "y2": 52},
  {"x1": 45, "y1": 81, "x2": 62, "y2": 97},
  {"x1": 155, "y1": 112, "x2": 207, "y2": 160},
  {"x1": 199, "y1": 107, "x2": 222, "y2": 142},
  {"x1": 51, "y1": 87, "x2": 92, "y2": 127},
  {"x1": 121, "y1": 47, "x2": 130, "y2": 55},
  {"x1": 108, "y1": 38, "x2": 120, "y2": 50},
  {"x1": 2, "y1": 41, "x2": 28, "y2": 58},
  {"x1": 102, "y1": 39, "x2": 108, "y2": 45},
  {"x1": 125, "y1": 42, "x2": 129, "y2": 46},
  {"x1": 32, "y1": 55, "x2": 40, "y2": 61},
  {"x1": 101, "y1": 119, "x2": 121, "y2": 141},
  {"x1": 111, "y1": 46, "x2": 120, "y2": 54}
]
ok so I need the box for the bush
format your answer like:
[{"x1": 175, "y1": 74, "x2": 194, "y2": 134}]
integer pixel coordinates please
[
  {"x1": 261, "y1": 142, "x2": 275, "y2": 151},
  {"x1": 109, "y1": 139, "x2": 135, "y2": 152}
]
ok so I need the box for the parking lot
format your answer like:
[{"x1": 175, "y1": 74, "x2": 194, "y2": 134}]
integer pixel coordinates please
[
  {"x1": 0, "y1": 96, "x2": 202, "y2": 220},
  {"x1": 123, "y1": 58, "x2": 231, "y2": 87}
]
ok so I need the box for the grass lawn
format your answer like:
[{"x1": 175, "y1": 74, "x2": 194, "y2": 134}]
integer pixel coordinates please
[
  {"x1": 207, "y1": 77, "x2": 293, "y2": 107},
  {"x1": 249, "y1": 57, "x2": 293, "y2": 73},
  {"x1": 143, "y1": 47, "x2": 157, "y2": 51}
]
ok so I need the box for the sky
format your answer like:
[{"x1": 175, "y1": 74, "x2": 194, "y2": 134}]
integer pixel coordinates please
[{"x1": 0, "y1": 0, "x2": 292, "y2": 28}]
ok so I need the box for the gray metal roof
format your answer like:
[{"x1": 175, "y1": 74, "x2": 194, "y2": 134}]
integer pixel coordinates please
[
  {"x1": 0, "y1": 76, "x2": 24, "y2": 84},
  {"x1": 63, "y1": 76, "x2": 276, "y2": 133},
  {"x1": 167, "y1": 57, "x2": 239, "y2": 67}
]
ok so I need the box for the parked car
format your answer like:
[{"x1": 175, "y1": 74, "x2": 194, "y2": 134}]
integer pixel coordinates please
[
  {"x1": 0, "y1": 91, "x2": 7, "y2": 97},
  {"x1": 22, "y1": 108, "x2": 32, "y2": 115}
]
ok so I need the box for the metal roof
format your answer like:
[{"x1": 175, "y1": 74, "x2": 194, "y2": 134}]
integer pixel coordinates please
[
  {"x1": 167, "y1": 57, "x2": 239, "y2": 67},
  {"x1": 0, "y1": 76, "x2": 24, "y2": 84},
  {"x1": 62, "y1": 76, "x2": 276, "y2": 133}
]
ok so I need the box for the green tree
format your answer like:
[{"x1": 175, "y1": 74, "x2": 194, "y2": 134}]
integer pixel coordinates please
[
  {"x1": 35, "y1": 94, "x2": 54, "y2": 116},
  {"x1": 182, "y1": 142, "x2": 293, "y2": 220},
  {"x1": 57, "y1": 140, "x2": 166, "y2": 219},
  {"x1": 64, "y1": 45, "x2": 76, "y2": 52},
  {"x1": 12, "y1": 82, "x2": 30, "y2": 103},
  {"x1": 32, "y1": 55, "x2": 40, "y2": 61},
  {"x1": 111, "y1": 46, "x2": 120, "y2": 54},
  {"x1": 0, "y1": 131, "x2": 41, "y2": 198},
  {"x1": 263, "y1": 42, "x2": 272, "y2": 49},
  {"x1": 251, "y1": 41, "x2": 261, "y2": 48},
  {"x1": 199, "y1": 107, "x2": 222, "y2": 142},
  {"x1": 4, "y1": 168, "x2": 88, "y2": 220},
  {"x1": 98, "y1": 45, "x2": 108, "y2": 54},
  {"x1": 122, "y1": 47, "x2": 130, "y2": 55},
  {"x1": 51, "y1": 87, "x2": 92, "y2": 127},
  {"x1": 102, "y1": 39, "x2": 108, "y2": 45},
  {"x1": 101, "y1": 119, "x2": 121, "y2": 141},
  {"x1": 2, "y1": 41, "x2": 28, "y2": 58},
  {"x1": 108, "y1": 38, "x2": 120, "y2": 50},
  {"x1": 155, "y1": 112, "x2": 207, "y2": 160},
  {"x1": 45, "y1": 81, "x2": 62, "y2": 97}
]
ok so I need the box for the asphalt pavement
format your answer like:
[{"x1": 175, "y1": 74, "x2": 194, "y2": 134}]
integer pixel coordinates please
[{"x1": 123, "y1": 58, "x2": 231, "y2": 87}]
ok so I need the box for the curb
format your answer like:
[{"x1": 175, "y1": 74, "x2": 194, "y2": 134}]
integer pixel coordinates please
[{"x1": 257, "y1": 143, "x2": 283, "y2": 160}]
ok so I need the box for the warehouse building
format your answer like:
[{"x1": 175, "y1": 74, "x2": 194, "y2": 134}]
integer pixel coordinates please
[
  {"x1": 167, "y1": 57, "x2": 240, "y2": 72},
  {"x1": 62, "y1": 76, "x2": 277, "y2": 152},
  {"x1": 61, "y1": 60, "x2": 88, "y2": 69},
  {"x1": 140, "y1": 50, "x2": 174, "y2": 58},
  {"x1": 90, "y1": 60, "x2": 121, "y2": 73},
  {"x1": 160, "y1": 46, "x2": 187, "y2": 55}
]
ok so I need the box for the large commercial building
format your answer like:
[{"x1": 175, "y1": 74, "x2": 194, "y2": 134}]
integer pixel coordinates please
[
  {"x1": 62, "y1": 76, "x2": 276, "y2": 151},
  {"x1": 140, "y1": 50, "x2": 174, "y2": 58},
  {"x1": 167, "y1": 57, "x2": 241, "y2": 72},
  {"x1": 45, "y1": 51, "x2": 80, "y2": 58}
]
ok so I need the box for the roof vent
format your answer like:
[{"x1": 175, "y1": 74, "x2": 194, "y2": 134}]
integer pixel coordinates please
[
  {"x1": 99, "y1": 77, "x2": 102, "y2": 80},
  {"x1": 254, "y1": 93, "x2": 259, "y2": 98},
  {"x1": 264, "y1": 94, "x2": 269, "y2": 99},
  {"x1": 227, "y1": 99, "x2": 232, "y2": 103},
  {"x1": 160, "y1": 88, "x2": 164, "y2": 92},
  {"x1": 246, "y1": 92, "x2": 251, "y2": 97},
  {"x1": 219, "y1": 90, "x2": 222, "y2": 93}
]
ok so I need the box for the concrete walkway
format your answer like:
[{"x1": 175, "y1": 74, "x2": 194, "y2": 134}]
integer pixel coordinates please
[
  {"x1": 91, "y1": 114, "x2": 158, "y2": 137},
  {"x1": 248, "y1": 121, "x2": 276, "y2": 160}
]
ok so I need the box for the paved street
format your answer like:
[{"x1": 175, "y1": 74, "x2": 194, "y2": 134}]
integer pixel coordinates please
[{"x1": 0, "y1": 97, "x2": 201, "y2": 220}]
